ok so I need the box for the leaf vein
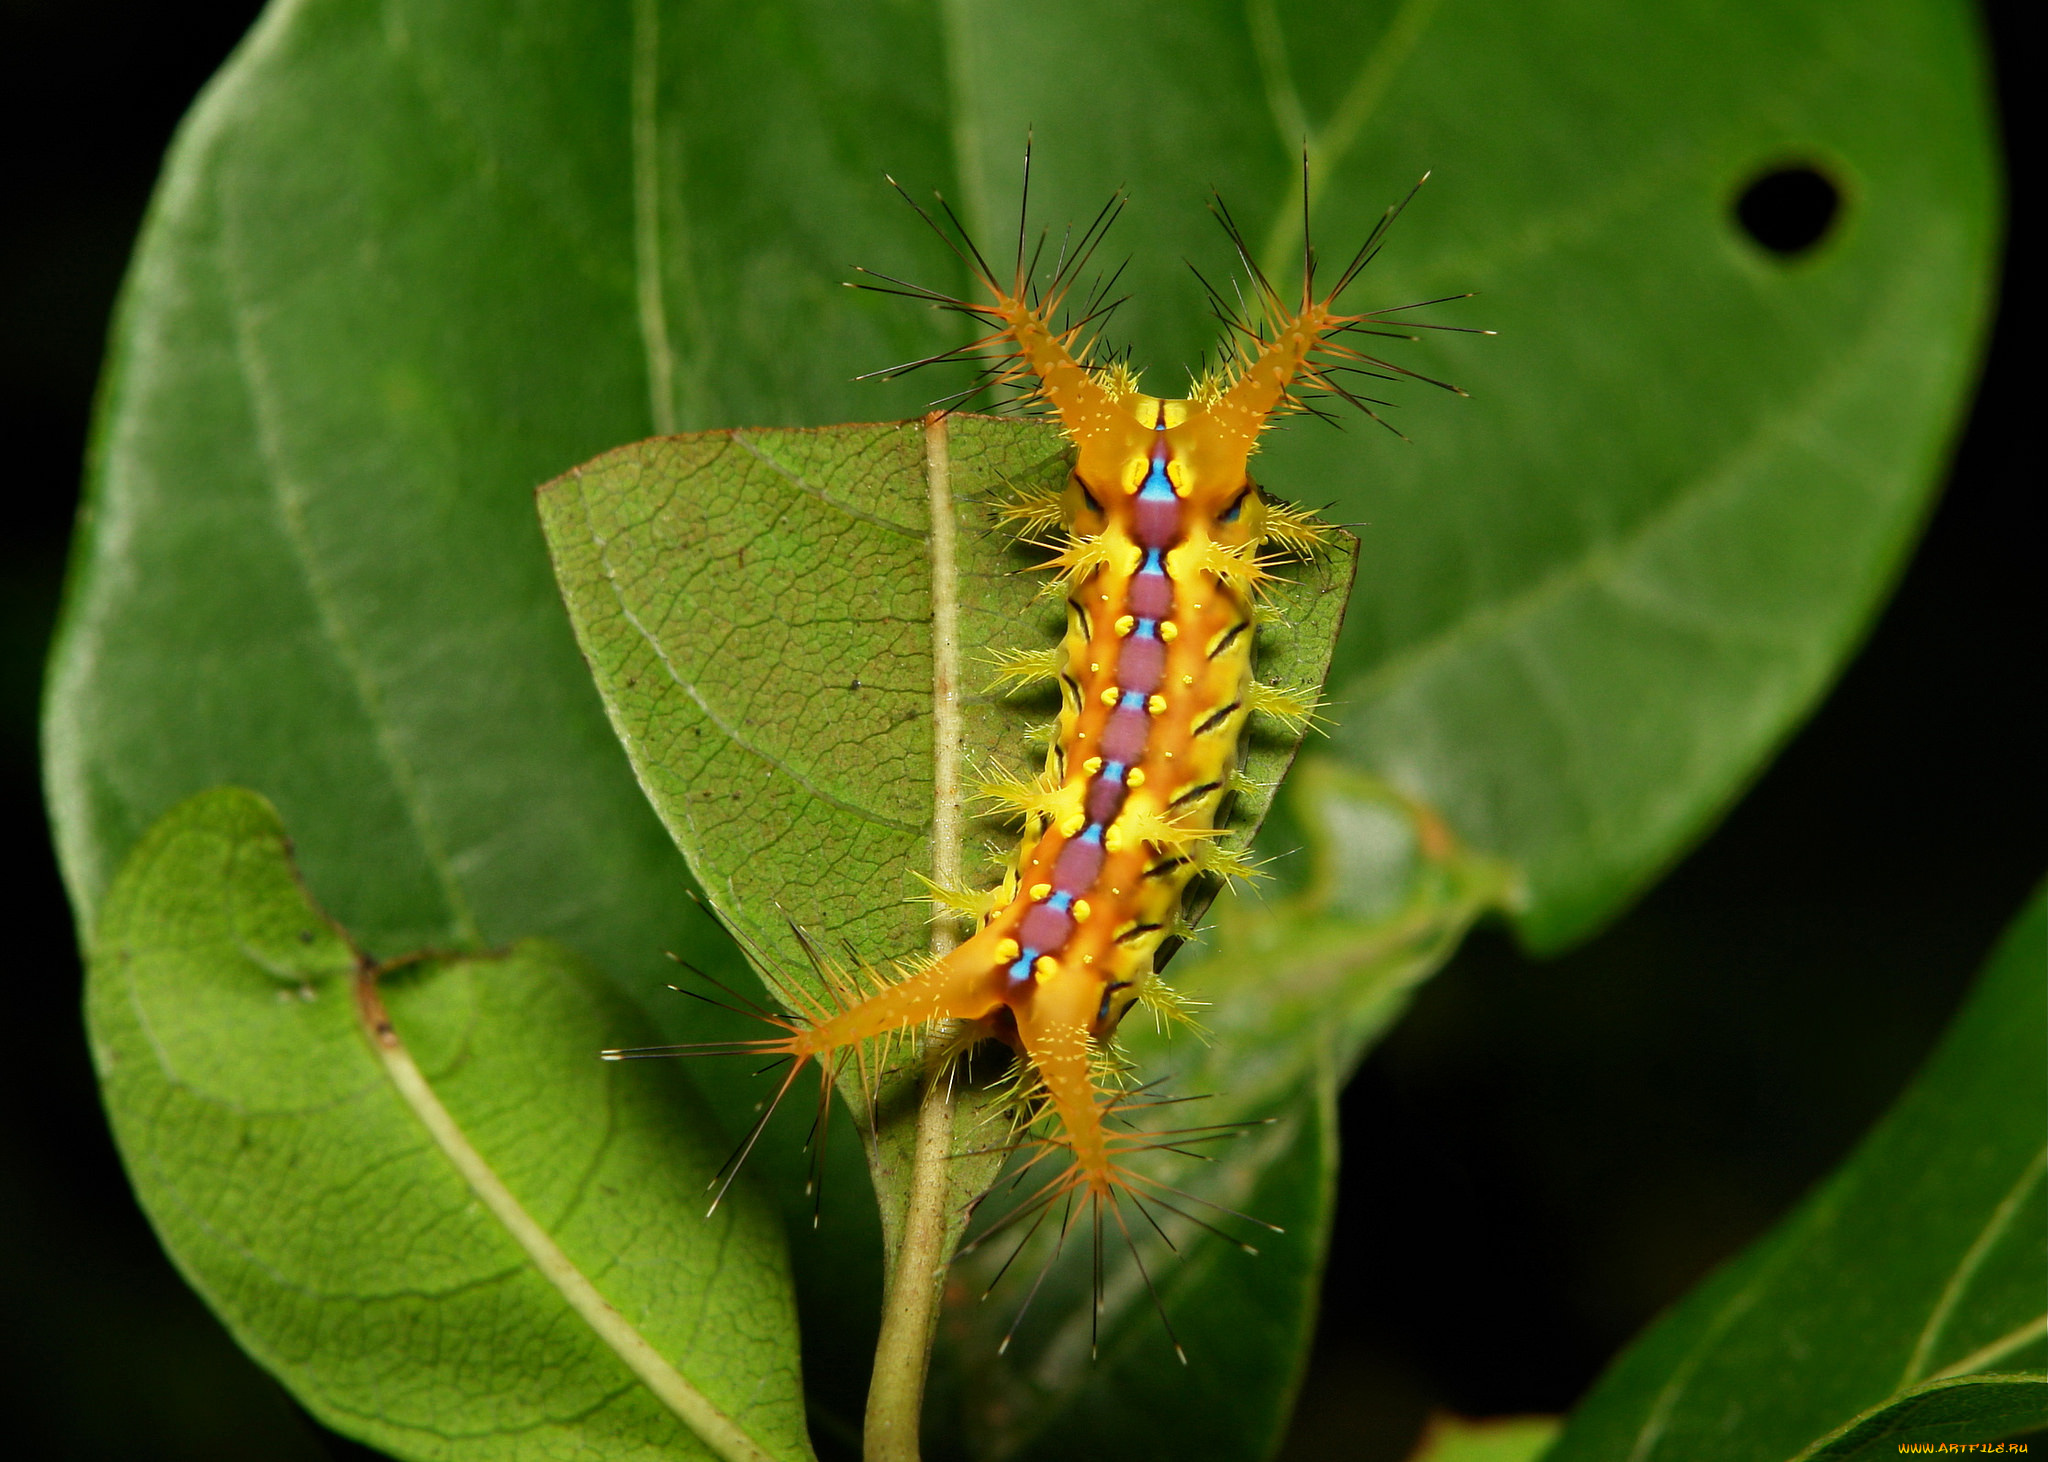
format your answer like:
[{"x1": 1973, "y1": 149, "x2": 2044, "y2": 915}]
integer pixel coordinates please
[
  {"x1": 584, "y1": 510, "x2": 923, "y2": 836},
  {"x1": 728, "y1": 430, "x2": 929, "y2": 540},
  {"x1": 365, "y1": 988, "x2": 780, "y2": 1462},
  {"x1": 632, "y1": 0, "x2": 679, "y2": 434},
  {"x1": 216, "y1": 178, "x2": 482, "y2": 947},
  {"x1": 1905, "y1": 1147, "x2": 2048, "y2": 1385}
]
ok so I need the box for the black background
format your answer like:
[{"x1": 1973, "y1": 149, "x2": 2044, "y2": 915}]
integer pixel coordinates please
[{"x1": 1, "y1": 4, "x2": 2035, "y2": 1459}]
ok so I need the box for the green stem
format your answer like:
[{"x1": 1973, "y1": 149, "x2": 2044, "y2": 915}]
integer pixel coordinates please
[
  {"x1": 862, "y1": 411, "x2": 972, "y2": 1462},
  {"x1": 863, "y1": 1037, "x2": 964, "y2": 1462}
]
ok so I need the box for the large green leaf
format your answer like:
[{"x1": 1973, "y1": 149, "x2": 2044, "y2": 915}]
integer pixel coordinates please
[
  {"x1": 45, "y1": 0, "x2": 1996, "y2": 1453},
  {"x1": 87, "y1": 787, "x2": 813, "y2": 1462},
  {"x1": 1545, "y1": 887, "x2": 2048, "y2": 1461}
]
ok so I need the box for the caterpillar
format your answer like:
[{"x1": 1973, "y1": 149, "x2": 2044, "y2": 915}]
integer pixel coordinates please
[{"x1": 609, "y1": 162, "x2": 1467, "y2": 1293}]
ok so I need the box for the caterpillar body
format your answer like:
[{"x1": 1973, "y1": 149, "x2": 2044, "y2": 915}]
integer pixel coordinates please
[
  {"x1": 603, "y1": 168, "x2": 1468, "y2": 1268},
  {"x1": 725, "y1": 177, "x2": 1452, "y2": 1218},
  {"x1": 797, "y1": 361, "x2": 1327, "y2": 1204}
]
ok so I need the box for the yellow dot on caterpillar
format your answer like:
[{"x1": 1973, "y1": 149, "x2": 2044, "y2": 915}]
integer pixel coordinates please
[
  {"x1": 1100, "y1": 687, "x2": 1120, "y2": 707},
  {"x1": 1030, "y1": 882, "x2": 1052, "y2": 900},
  {"x1": 1084, "y1": 755, "x2": 1103, "y2": 773},
  {"x1": 1167, "y1": 460, "x2": 1190, "y2": 497},
  {"x1": 1115, "y1": 614, "x2": 1134, "y2": 636},
  {"x1": 1034, "y1": 956, "x2": 1059, "y2": 978},
  {"x1": 1126, "y1": 767, "x2": 1146, "y2": 788},
  {"x1": 1059, "y1": 812, "x2": 1086, "y2": 837},
  {"x1": 1159, "y1": 621, "x2": 1179, "y2": 641},
  {"x1": 1181, "y1": 674, "x2": 1195, "y2": 685},
  {"x1": 1073, "y1": 899, "x2": 1092, "y2": 922},
  {"x1": 1089, "y1": 662, "x2": 1100, "y2": 673},
  {"x1": 1147, "y1": 694, "x2": 1167, "y2": 713},
  {"x1": 994, "y1": 938, "x2": 1020, "y2": 961},
  {"x1": 1103, "y1": 824, "x2": 1127, "y2": 852}
]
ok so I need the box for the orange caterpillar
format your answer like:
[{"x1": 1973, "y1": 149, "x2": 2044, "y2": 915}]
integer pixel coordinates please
[{"x1": 615, "y1": 168, "x2": 1465, "y2": 1250}]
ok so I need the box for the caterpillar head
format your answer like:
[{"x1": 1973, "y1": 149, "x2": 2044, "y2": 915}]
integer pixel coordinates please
[{"x1": 853, "y1": 163, "x2": 1476, "y2": 543}]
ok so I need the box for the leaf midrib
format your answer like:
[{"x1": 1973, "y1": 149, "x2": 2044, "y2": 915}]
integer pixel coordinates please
[
  {"x1": 632, "y1": 0, "x2": 680, "y2": 435},
  {"x1": 362, "y1": 969, "x2": 786, "y2": 1462}
]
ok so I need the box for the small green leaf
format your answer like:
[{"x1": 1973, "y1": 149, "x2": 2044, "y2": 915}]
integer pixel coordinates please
[
  {"x1": 1411, "y1": 1414, "x2": 1563, "y2": 1462},
  {"x1": 88, "y1": 788, "x2": 814, "y2": 1462},
  {"x1": 1545, "y1": 887, "x2": 2048, "y2": 1461}
]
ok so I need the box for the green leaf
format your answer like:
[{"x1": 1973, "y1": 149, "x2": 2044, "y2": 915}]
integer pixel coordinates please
[
  {"x1": 87, "y1": 787, "x2": 814, "y2": 1462},
  {"x1": 1544, "y1": 887, "x2": 2048, "y2": 1461},
  {"x1": 1411, "y1": 1415, "x2": 1563, "y2": 1462},
  {"x1": 536, "y1": 416, "x2": 1042, "y2": 996}
]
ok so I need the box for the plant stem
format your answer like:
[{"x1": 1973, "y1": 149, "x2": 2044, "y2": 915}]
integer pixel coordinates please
[
  {"x1": 861, "y1": 410, "x2": 972, "y2": 1462},
  {"x1": 862, "y1": 1036, "x2": 963, "y2": 1462}
]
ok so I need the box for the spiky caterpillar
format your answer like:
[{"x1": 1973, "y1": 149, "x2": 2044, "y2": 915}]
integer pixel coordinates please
[{"x1": 708, "y1": 180, "x2": 1454, "y2": 1214}]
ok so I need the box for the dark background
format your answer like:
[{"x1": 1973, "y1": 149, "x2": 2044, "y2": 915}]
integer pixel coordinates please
[{"x1": 1, "y1": 3, "x2": 2034, "y2": 1459}]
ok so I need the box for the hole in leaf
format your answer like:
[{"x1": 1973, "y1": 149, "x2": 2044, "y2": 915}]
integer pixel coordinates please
[{"x1": 1734, "y1": 165, "x2": 1843, "y2": 257}]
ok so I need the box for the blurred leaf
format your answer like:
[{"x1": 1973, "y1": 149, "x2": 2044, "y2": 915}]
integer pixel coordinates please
[
  {"x1": 1409, "y1": 1414, "x2": 1563, "y2": 1462},
  {"x1": 929, "y1": 762, "x2": 1513, "y2": 1461},
  {"x1": 1545, "y1": 887, "x2": 2048, "y2": 1461},
  {"x1": 87, "y1": 787, "x2": 813, "y2": 1462}
]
